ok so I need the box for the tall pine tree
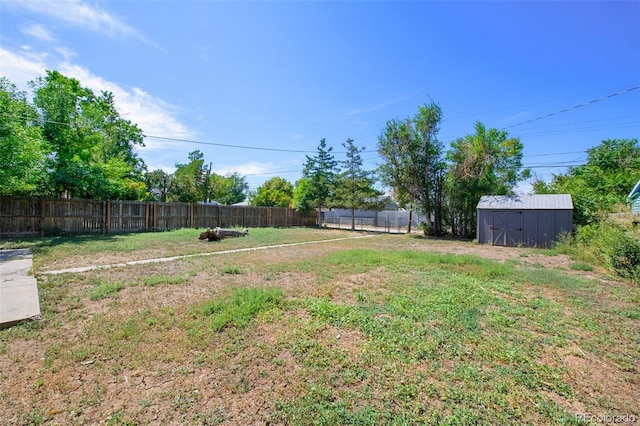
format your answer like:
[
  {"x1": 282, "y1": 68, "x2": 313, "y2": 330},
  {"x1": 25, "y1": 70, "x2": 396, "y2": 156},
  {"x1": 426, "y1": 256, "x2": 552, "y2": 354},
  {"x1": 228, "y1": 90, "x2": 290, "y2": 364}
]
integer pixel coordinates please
[
  {"x1": 301, "y1": 138, "x2": 338, "y2": 225},
  {"x1": 330, "y1": 138, "x2": 384, "y2": 230}
]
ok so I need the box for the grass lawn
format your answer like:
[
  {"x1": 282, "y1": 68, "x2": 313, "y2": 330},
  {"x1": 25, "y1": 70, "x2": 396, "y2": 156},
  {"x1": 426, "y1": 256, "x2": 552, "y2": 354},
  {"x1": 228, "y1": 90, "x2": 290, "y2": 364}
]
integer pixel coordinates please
[{"x1": 0, "y1": 227, "x2": 638, "y2": 425}]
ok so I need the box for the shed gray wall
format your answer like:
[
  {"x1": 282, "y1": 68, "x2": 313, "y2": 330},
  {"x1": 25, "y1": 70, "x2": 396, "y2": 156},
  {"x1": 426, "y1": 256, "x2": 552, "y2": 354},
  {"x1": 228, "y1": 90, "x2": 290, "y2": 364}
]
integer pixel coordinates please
[{"x1": 477, "y1": 209, "x2": 573, "y2": 248}]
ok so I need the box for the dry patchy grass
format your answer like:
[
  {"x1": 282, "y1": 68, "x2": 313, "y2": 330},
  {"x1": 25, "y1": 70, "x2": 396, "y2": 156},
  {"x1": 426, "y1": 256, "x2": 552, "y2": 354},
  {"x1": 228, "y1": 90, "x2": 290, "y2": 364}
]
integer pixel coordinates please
[{"x1": 1, "y1": 228, "x2": 638, "y2": 425}]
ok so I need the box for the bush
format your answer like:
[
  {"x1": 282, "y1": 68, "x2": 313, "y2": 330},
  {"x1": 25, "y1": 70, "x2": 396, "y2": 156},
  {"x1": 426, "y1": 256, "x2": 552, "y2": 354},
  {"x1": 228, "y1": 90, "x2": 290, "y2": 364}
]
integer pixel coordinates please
[
  {"x1": 419, "y1": 222, "x2": 435, "y2": 237},
  {"x1": 607, "y1": 233, "x2": 640, "y2": 283},
  {"x1": 556, "y1": 221, "x2": 640, "y2": 284}
]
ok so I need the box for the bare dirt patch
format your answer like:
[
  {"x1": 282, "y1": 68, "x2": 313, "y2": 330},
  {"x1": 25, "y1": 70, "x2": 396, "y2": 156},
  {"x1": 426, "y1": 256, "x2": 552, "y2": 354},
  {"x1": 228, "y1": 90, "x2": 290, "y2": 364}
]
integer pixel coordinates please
[{"x1": 539, "y1": 340, "x2": 639, "y2": 415}]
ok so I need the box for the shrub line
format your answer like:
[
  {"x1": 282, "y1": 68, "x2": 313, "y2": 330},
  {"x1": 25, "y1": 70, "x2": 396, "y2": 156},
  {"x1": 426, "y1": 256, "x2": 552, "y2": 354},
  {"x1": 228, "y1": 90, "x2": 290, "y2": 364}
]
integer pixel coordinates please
[{"x1": 38, "y1": 234, "x2": 380, "y2": 275}]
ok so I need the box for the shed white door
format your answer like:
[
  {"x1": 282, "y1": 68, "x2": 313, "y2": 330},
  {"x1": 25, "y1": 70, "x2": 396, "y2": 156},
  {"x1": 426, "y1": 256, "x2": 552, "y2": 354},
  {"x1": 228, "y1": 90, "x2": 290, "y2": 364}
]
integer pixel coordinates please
[{"x1": 491, "y1": 211, "x2": 522, "y2": 246}]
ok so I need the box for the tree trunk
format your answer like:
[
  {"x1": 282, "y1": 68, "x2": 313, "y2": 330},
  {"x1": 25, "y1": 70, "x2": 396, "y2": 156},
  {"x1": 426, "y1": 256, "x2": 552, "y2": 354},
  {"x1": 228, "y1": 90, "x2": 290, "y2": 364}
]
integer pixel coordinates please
[{"x1": 350, "y1": 207, "x2": 355, "y2": 231}]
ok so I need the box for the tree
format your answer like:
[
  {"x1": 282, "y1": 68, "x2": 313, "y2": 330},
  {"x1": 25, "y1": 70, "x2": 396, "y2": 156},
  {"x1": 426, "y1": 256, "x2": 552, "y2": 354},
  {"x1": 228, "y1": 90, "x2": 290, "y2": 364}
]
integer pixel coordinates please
[
  {"x1": 167, "y1": 151, "x2": 248, "y2": 205},
  {"x1": 446, "y1": 122, "x2": 529, "y2": 237},
  {"x1": 212, "y1": 172, "x2": 248, "y2": 205},
  {"x1": 292, "y1": 177, "x2": 314, "y2": 214},
  {"x1": 330, "y1": 138, "x2": 384, "y2": 230},
  {"x1": 145, "y1": 169, "x2": 173, "y2": 202},
  {"x1": 377, "y1": 101, "x2": 446, "y2": 236},
  {"x1": 90, "y1": 91, "x2": 147, "y2": 200},
  {"x1": 534, "y1": 139, "x2": 640, "y2": 225},
  {"x1": 249, "y1": 176, "x2": 294, "y2": 207},
  {"x1": 170, "y1": 150, "x2": 207, "y2": 203},
  {"x1": 301, "y1": 138, "x2": 338, "y2": 224},
  {"x1": 0, "y1": 78, "x2": 49, "y2": 195},
  {"x1": 30, "y1": 70, "x2": 146, "y2": 199}
]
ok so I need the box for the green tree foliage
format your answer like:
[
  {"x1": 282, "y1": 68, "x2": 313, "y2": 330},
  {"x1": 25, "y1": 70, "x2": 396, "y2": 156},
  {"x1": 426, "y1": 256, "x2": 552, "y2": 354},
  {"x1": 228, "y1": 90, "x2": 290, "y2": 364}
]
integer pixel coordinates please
[
  {"x1": 300, "y1": 138, "x2": 338, "y2": 221},
  {"x1": 534, "y1": 139, "x2": 640, "y2": 225},
  {"x1": 446, "y1": 122, "x2": 529, "y2": 237},
  {"x1": 248, "y1": 176, "x2": 294, "y2": 207},
  {"x1": 30, "y1": 70, "x2": 147, "y2": 199},
  {"x1": 212, "y1": 172, "x2": 248, "y2": 205},
  {"x1": 330, "y1": 138, "x2": 385, "y2": 230},
  {"x1": 292, "y1": 177, "x2": 314, "y2": 214},
  {"x1": 0, "y1": 78, "x2": 49, "y2": 195},
  {"x1": 169, "y1": 150, "x2": 207, "y2": 203},
  {"x1": 144, "y1": 169, "x2": 173, "y2": 202},
  {"x1": 377, "y1": 102, "x2": 446, "y2": 236},
  {"x1": 167, "y1": 151, "x2": 248, "y2": 205}
]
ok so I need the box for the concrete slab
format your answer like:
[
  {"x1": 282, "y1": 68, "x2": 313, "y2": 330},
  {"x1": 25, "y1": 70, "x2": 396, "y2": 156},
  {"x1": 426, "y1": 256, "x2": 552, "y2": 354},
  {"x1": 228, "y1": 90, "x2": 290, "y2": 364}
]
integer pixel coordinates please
[{"x1": 0, "y1": 249, "x2": 41, "y2": 328}]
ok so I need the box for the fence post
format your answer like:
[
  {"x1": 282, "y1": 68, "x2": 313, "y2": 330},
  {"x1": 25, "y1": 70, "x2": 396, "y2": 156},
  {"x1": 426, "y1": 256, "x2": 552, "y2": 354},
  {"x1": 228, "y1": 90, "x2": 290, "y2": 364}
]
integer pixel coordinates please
[
  {"x1": 40, "y1": 198, "x2": 45, "y2": 237},
  {"x1": 145, "y1": 203, "x2": 149, "y2": 231},
  {"x1": 106, "y1": 201, "x2": 111, "y2": 234},
  {"x1": 119, "y1": 202, "x2": 124, "y2": 232}
]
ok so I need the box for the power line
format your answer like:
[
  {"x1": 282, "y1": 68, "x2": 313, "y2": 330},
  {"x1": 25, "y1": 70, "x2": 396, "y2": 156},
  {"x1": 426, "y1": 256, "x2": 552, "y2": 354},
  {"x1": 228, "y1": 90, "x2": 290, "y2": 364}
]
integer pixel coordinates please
[
  {"x1": 501, "y1": 85, "x2": 640, "y2": 130},
  {"x1": 504, "y1": 115, "x2": 638, "y2": 131},
  {"x1": 143, "y1": 135, "x2": 330, "y2": 154},
  {"x1": 523, "y1": 150, "x2": 587, "y2": 158},
  {"x1": 2, "y1": 85, "x2": 637, "y2": 177},
  {"x1": 514, "y1": 122, "x2": 639, "y2": 138},
  {"x1": 441, "y1": 84, "x2": 640, "y2": 123},
  {"x1": 4, "y1": 83, "x2": 637, "y2": 156},
  {"x1": 244, "y1": 168, "x2": 302, "y2": 177}
]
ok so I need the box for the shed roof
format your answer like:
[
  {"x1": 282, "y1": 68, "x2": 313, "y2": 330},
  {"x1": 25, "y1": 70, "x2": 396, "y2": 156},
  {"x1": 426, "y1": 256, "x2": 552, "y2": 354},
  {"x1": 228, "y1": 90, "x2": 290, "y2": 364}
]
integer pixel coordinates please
[{"x1": 477, "y1": 194, "x2": 573, "y2": 210}]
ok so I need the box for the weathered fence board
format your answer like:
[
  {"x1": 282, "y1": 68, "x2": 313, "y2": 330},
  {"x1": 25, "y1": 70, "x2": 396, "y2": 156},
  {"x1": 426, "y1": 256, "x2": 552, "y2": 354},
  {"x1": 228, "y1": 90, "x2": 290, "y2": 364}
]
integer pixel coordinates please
[{"x1": 0, "y1": 197, "x2": 316, "y2": 238}]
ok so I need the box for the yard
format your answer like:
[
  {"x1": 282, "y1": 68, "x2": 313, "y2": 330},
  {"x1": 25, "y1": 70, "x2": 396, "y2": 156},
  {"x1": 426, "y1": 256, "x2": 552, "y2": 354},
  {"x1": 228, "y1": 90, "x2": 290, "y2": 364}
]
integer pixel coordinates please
[{"x1": 1, "y1": 227, "x2": 638, "y2": 425}]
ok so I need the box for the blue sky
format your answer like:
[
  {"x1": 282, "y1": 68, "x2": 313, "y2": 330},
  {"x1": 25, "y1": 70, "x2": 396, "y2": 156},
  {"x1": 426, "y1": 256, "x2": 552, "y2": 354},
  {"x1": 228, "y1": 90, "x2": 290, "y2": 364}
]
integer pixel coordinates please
[{"x1": 1, "y1": 1, "x2": 639, "y2": 194}]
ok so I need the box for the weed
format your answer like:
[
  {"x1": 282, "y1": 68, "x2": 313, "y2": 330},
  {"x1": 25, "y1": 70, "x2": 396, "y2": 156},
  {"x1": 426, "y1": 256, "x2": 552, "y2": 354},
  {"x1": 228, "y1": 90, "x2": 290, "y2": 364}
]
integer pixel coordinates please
[
  {"x1": 89, "y1": 281, "x2": 124, "y2": 300},
  {"x1": 193, "y1": 406, "x2": 225, "y2": 425},
  {"x1": 143, "y1": 274, "x2": 186, "y2": 287},
  {"x1": 198, "y1": 287, "x2": 285, "y2": 331},
  {"x1": 570, "y1": 262, "x2": 594, "y2": 271},
  {"x1": 20, "y1": 410, "x2": 45, "y2": 425},
  {"x1": 106, "y1": 410, "x2": 137, "y2": 426},
  {"x1": 219, "y1": 266, "x2": 243, "y2": 275}
]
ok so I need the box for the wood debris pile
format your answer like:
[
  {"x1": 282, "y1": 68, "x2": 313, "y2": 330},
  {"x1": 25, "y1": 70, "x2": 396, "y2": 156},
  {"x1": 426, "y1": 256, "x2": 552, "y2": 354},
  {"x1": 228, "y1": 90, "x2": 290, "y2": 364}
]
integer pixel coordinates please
[{"x1": 198, "y1": 227, "x2": 249, "y2": 242}]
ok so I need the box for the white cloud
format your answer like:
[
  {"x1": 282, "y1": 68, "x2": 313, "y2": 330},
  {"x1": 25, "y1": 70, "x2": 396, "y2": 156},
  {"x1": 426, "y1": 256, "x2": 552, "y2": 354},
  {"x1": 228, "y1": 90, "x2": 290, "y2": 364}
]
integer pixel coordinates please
[
  {"x1": 10, "y1": 0, "x2": 153, "y2": 45},
  {"x1": 56, "y1": 63, "x2": 195, "y2": 147},
  {"x1": 345, "y1": 94, "x2": 411, "y2": 117},
  {"x1": 53, "y1": 46, "x2": 77, "y2": 62},
  {"x1": 216, "y1": 161, "x2": 275, "y2": 178},
  {"x1": 20, "y1": 23, "x2": 56, "y2": 42},
  {"x1": 503, "y1": 111, "x2": 529, "y2": 124},
  {"x1": 0, "y1": 47, "x2": 49, "y2": 89},
  {"x1": 0, "y1": 47, "x2": 195, "y2": 152},
  {"x1": 219, "y1": 161, "x2": 305, "y2": 189},
  {"x1": 514, "y1": 182, "x2": 534, "y2": 195}
]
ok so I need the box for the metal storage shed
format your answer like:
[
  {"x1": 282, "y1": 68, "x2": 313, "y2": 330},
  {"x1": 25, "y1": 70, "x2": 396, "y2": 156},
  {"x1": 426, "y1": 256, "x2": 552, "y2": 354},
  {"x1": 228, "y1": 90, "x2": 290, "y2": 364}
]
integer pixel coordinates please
[{"x1": 476, "y1": 194, "x2": 573, "y2": 248}]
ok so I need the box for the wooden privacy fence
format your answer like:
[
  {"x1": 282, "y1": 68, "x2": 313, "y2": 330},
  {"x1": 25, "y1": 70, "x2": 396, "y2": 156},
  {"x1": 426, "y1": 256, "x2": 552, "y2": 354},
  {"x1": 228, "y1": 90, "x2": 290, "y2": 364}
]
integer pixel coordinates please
[{"x1": 0, "y1": 197, "x2": 317, "y2": 238}]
